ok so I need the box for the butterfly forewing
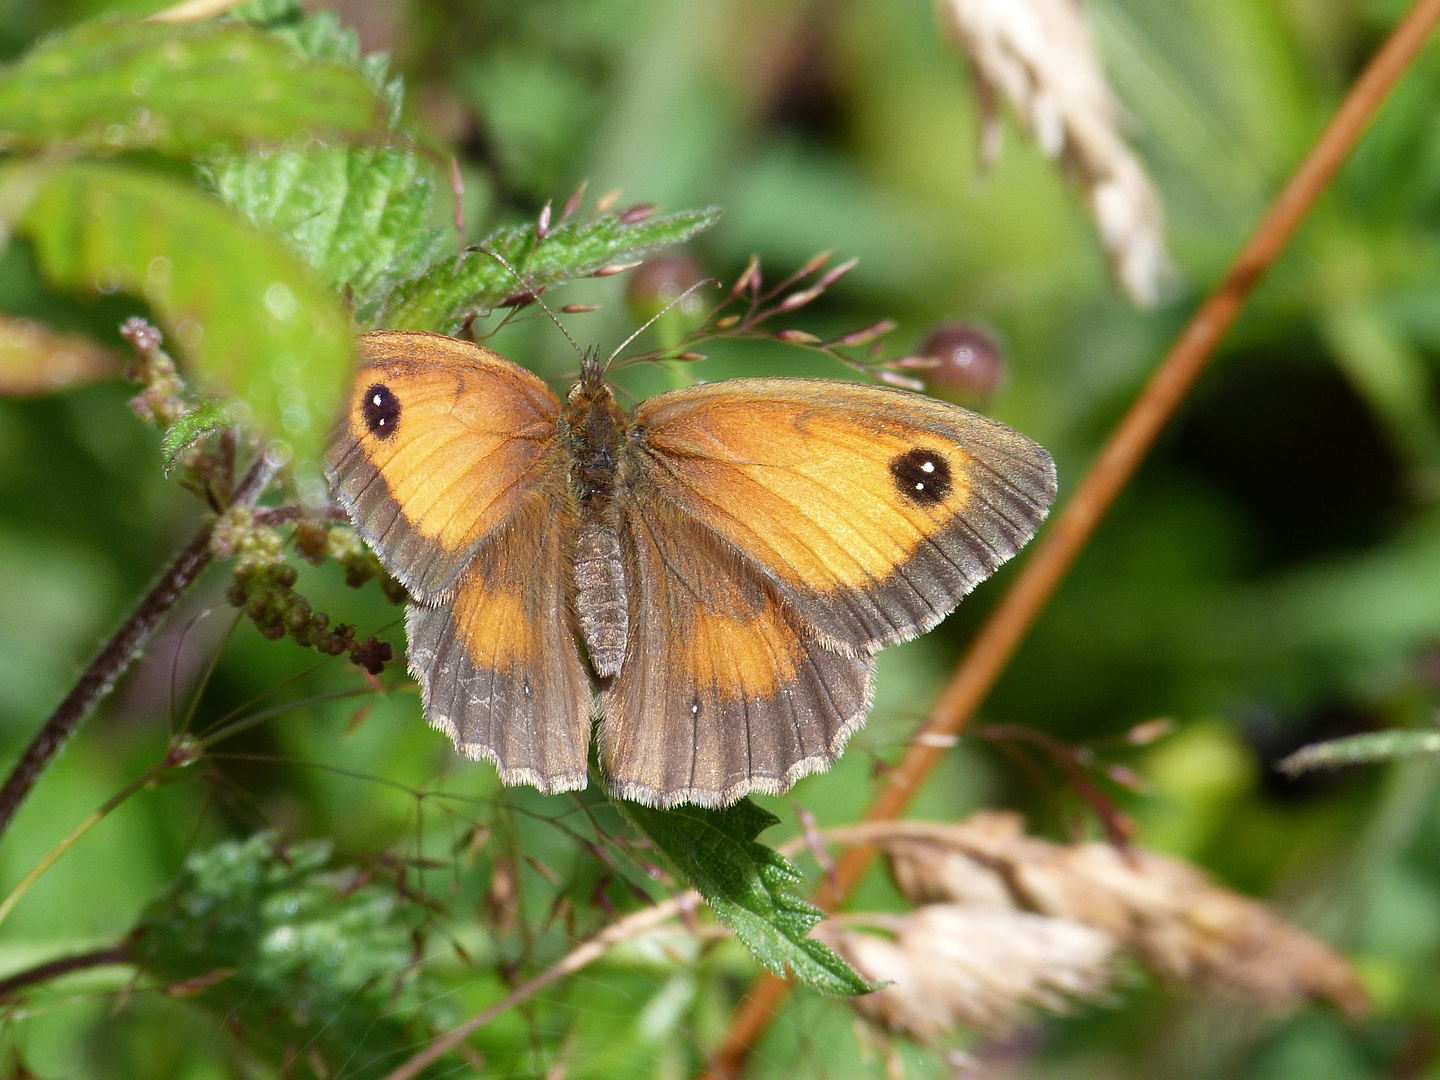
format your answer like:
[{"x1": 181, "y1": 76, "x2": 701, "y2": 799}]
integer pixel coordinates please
[
  {"x1": 629, "y1": 378, "x2": 1057, "y2": 655},
  {"x1": 327, "y1": 331, "x2": 564, "y2": 602}
]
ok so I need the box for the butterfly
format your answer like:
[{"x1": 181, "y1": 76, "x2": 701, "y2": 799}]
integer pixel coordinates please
[{"x1": 326, "y1": 329, "x2": 1056, "y2": 807}]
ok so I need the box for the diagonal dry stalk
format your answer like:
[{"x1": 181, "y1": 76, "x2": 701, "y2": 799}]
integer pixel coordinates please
[
  {"x1": 704, "y1": 1, "x2": 1440, "y2": 1074},
  {"x1": 381, "y1": 893, "x2": 698, "y2": 1080}
]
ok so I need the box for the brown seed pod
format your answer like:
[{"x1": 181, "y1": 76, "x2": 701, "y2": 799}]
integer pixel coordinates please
[{"x1": 917, "y1": 322, "x2": 1005, "y2": 401}]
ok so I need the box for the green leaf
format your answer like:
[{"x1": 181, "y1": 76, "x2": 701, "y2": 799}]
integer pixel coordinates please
[
  {"x1": 241, "y1": 5, "x2": 404, "y2": 124},
  {"x1": 1279, "y1": 729, "x2": 1440, "y2": 776},
  {"x1": 382, "y1": 207, "x2": 724, "y2": 334},
  {"x1": 17, "y1": 160, "x2": 355, "y2": 467},
  {"x1": 130, "y1": 832, "x2": 460, "y2": 1079},
  {"x1": 623, "y1": 798, "x2": 875, "y2": 997},
  {"x1": 232, "y1": 0, "x2": 306, "y2": 25},
  {"x1": 208, "y1": 147, "x2": 447, "y2": 317},
  {"x1": 0, "y1": 17, "x2": 393, "y2": 158},
  {"x1": 159, "y1": 401, "x2": 236, "y2": 476}
]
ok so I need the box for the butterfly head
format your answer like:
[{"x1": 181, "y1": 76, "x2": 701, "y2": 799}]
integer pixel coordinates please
[{"x1": 578, "y1": 344, "x2": 607, "y2": 392}]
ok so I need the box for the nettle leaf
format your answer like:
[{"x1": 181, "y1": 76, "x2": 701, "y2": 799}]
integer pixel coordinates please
[
  {"x1": 130, "y1": 832, "x2": 460, "y2": 1079},
  {"x1": 209, "y1": 147, "x2": 447, "y2": 319},
  {"x1": 160, "y1": 401, "x2": 237, "y2": 475},
  {"x1": 18, "y1": 160, "x2": 355, "y2": 467},
  {"x1": 382, "y1": 207, "x2": 724, "y2": 334},
  {"x1": 624, "y1": 798, "x2": 875, "y2": 997},
  {"x1": 0, "y1": 17, "x2": 392, "y2": 158}
]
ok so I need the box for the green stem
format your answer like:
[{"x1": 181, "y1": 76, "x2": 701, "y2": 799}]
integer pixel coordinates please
[{"x1": 0, "y1": 762, "x2": 168, "y2": 929}]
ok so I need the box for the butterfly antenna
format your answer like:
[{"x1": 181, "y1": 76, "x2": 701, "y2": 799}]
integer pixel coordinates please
[
  {"x1": 475, "y1": 247, "x2": 587, "y2": 364},
  {"x1": 604, "y1": 278, "x2": 717, "y2": 371}
]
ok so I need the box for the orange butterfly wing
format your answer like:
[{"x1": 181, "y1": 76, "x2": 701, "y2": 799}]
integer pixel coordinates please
[
  {"x1": 406, "y1": 477, "x2": 593, "y2": 793},
  {"x1": 327, "y1": 330, "x2": 592, "y2": 793},
  {"x1": 327, "y1": 330, "x2": 564, "y2": 601},
  {"x1": 598, "y1": 378, "x2": 1054, "y2": 806},
  {"x1": 600, "y1": 493, "x2": 874, "y2": 807},
  {"x1": 628, "y1": 378, "x2": 1056, "y2": 655}
]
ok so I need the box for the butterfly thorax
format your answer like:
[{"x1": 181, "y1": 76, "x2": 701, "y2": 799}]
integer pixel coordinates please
[
  {"x1": 563, "y1": 376, "x2": 628, "y2": 503},
  {"x1": 563, "y1": 375, "x2": 631, "y2": 679}
]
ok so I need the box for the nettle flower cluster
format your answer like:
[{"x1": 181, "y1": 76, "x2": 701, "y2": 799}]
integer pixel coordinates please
[{"x1": 125, "y1": 316, "x2": 400, "y2": 676}]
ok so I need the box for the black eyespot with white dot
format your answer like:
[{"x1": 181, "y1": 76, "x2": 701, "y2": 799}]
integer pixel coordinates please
[
  {"x1": 889, "y1": 447, "x2": 951, "y2": 506},
  {"x1": 362, "y1": 383, "x2": 400, "y2": 439}
]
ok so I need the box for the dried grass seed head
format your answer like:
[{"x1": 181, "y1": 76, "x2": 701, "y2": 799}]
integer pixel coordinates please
[
  {"x1": 937, "y1": 0, "x2": 1169, "y2": 306},
  {"x1": 878, "y1": 812, "x2": 1369, "y2": 1018},
  {"x1": 824, "y1": 905, "x2": 1117, "y2": 1041}
]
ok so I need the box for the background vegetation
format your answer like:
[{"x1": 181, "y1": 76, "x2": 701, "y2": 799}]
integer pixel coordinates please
[{"x1": 3, "y1": 0, "x2": 1440, "y2": 1077}]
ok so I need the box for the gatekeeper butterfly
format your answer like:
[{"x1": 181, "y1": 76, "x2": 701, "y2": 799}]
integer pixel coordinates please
[{"x1": 327, "y1": 329, "x2": 1055, "y2": 807}]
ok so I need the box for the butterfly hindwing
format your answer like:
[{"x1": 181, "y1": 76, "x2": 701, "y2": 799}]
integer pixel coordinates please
[
  {"x1": 600, "y1": 491, "x2": 874, "y2": 808},
  {"x1": 406, "y1": 471, "x2": 593, "y2": 794},
  {"x1": 630, "y1": 378, "x2": 1056, "y2": 654},
  {"x1": 326, "y1": 330, "x2": 564, "y2": 602}
]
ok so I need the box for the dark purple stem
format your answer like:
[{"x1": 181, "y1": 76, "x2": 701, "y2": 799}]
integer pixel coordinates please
[
  {"x1": 0, "y1": 454, "x2": 277, "y2": 839},
  {"x1": 0, "y1": 945, "x2": 132, "y2": 999}
]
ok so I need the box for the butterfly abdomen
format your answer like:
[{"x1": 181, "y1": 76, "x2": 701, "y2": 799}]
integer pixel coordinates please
[
  {"x1": 564, "y1": 378, "x2": 630, "y2": 679},
  {"x1": 574, "y1": 521, "x2": 627, "y2": 677}
]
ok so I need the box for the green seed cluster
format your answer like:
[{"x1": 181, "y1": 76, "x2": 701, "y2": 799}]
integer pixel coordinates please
[
  {"x1": 296, "y1": 522, "x2": 408, "y2": 604},
  {"x1": 219, "y1": 515, "x2": 404, "y2": 676}
]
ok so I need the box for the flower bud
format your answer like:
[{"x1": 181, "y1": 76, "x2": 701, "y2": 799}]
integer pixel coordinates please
[{"x1": 917, "y1": 322, "x2": 1005, "y2": 401}]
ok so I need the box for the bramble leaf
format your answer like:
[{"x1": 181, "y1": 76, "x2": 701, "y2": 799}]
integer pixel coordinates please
[
  {"x1": 17, "y1": 159, "x2": 355, "y2": 468},
  {"x1": 382, "y1": 207, "x2": 724, "y2": 334},
  {"x1": 623, "y1": 798, "x2": 875, "y2": 997},
  {"x1": 0, "y1": 17, "x2": 392, "y2": 158}
]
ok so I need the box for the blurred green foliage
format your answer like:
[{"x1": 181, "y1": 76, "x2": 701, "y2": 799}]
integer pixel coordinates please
[
  {"x1": 128, "y1": 832, "x2": 456, "y2": 1079},
  {"x1": 3, "y1": 0, "x2": 1440, "y2": 1078}
]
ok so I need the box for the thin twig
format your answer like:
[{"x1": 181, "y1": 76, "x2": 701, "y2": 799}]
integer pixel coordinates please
[
  {"x1": 704, "y1": 2, "x2": 1440, "y2": 1074},
  {"x1": 0, "y1": 945, "x2": 131, "y2": 999},
  {"x1": 0, "y1": 455, "x2": 277, "y2": 841},
  {"x1": 381, "y1": 893, "x2": 696, "y2": 1080}
]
